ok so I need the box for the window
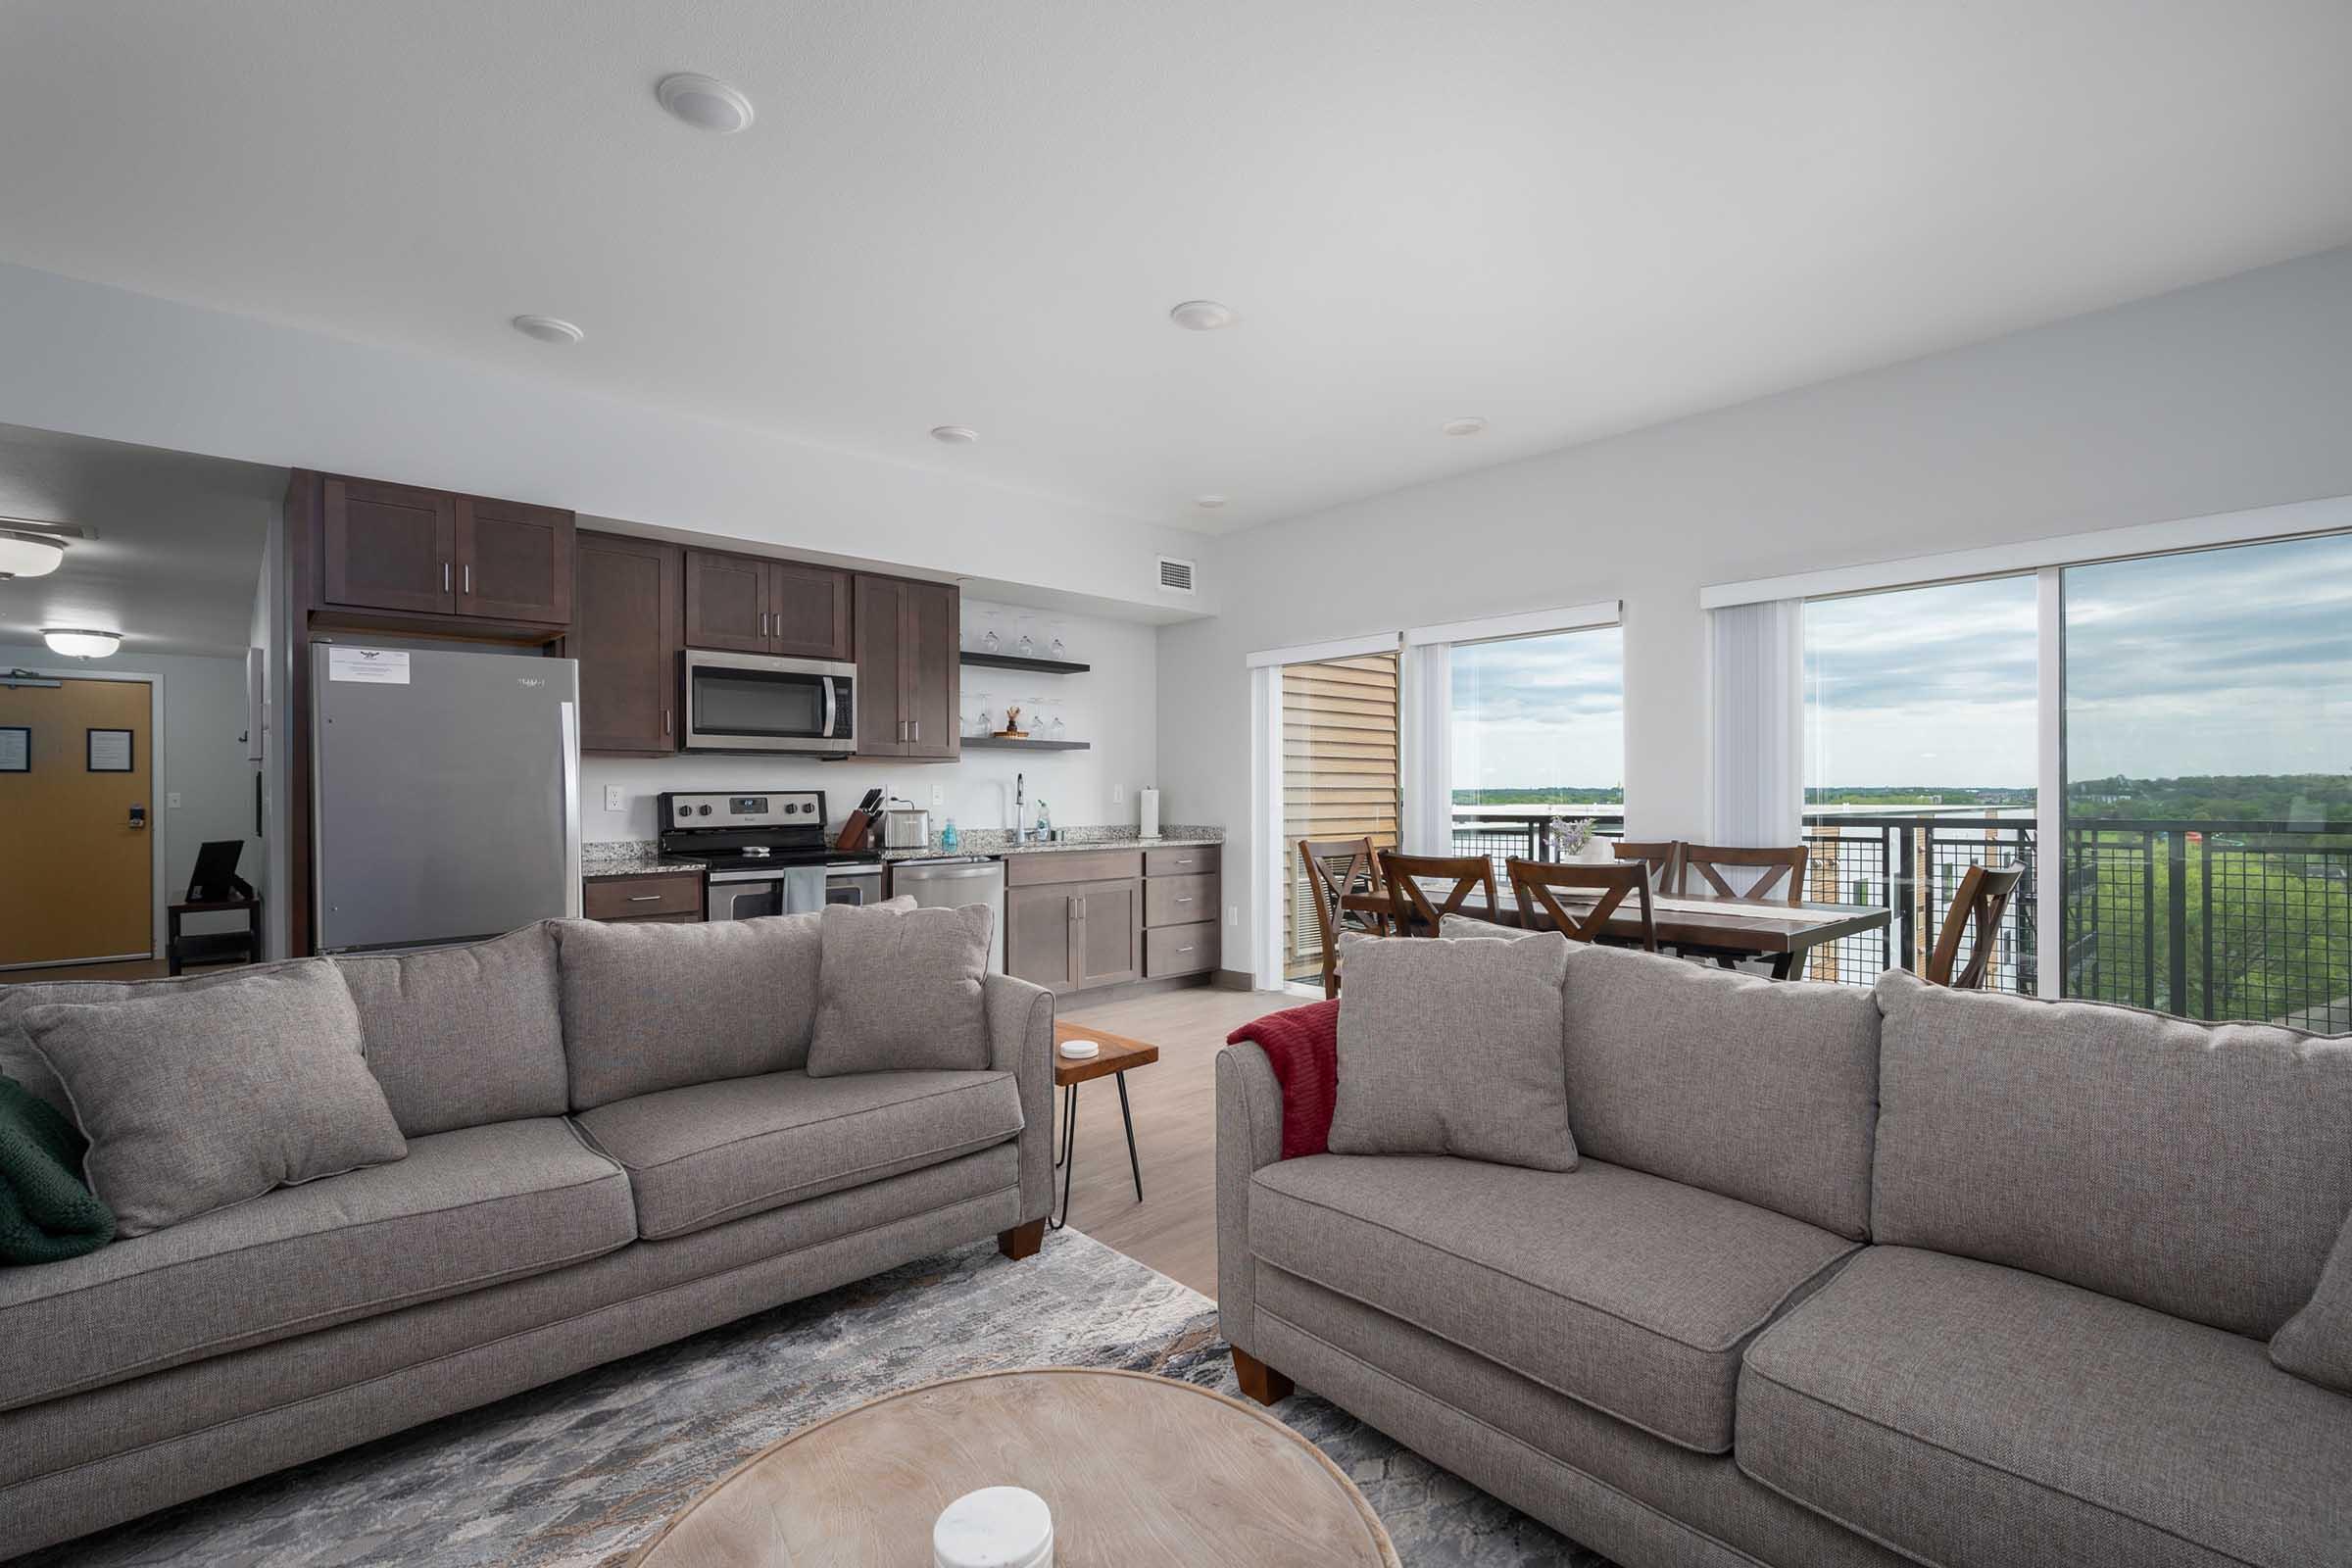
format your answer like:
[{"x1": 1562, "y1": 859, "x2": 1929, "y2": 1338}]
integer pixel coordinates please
[
  {"x1": 2062, "y1": 534, "x2": 2352, "y2": 1027},
  {"x1": 1448, "y1": 625, "x2": 1625, "y2": 876},
  {"x1": 1802, "y1": 576, "x2": 2038, "y2": 988}
]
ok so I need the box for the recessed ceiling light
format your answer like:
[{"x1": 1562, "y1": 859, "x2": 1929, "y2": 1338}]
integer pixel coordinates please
[
  {"x1": 512, "y1": 315, "x2": 584, "y2": 345},
  {"x1": 0, "y1": 529, "x2": 66, "y2": 580},
  {"x1": 1194, "y1": 495, "x2": 1229, "y2": 510},
  {"x1": 930, "y1": 425, "x2": 980, "y2": 445},
  {"x1": 1168, "y1": 299, "x2": 1239, "y2": 332},
  {"x1": 42, "y1": 628, "x2": 121, "y2": 659},
  {"x1": 656, "y1": 73, "x2": 756, "y2": 134},
  {"x1": 1441, "y1": 416, "x2": 1489, "y2": 436}
]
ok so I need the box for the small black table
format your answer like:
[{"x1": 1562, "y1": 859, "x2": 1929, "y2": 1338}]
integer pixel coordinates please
[{"x1": 167, "y1": 895, "x2": 261, "y2": 975}]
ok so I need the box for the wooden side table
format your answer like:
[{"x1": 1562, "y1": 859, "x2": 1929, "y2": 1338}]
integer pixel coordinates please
[
  {"x1": 1051, "y1": 1019, "x2": 1159, "y2": 1231},
  {"x1": 167, "y1": 895, "x2": 261, "y2": 975}
]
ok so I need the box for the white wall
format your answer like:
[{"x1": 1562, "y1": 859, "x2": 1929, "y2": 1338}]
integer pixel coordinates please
[
  {"x1": 1159, "y1": 244, "x2": 2352, "y2": 969},
  {"x1": 0, "y1": 261, "x2": 1209, "y2": 618},
  {"x1": 0, "y1": 643, "x2": 260, "y2": 941},
  {"x1": 579, "y1": 600, "x2": 1157, "y2": 843}
]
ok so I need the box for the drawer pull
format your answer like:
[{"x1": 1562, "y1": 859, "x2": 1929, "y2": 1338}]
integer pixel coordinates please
[
  {"x1": 1175, "y1": 897, "x2": 1194, "y2": 904},
  {"x1": 627, "y1": 894, "x2": 662, "y2": 903},
  {"x1": 1177, "y1": 946, "x2": 1196, "y2": 954}
]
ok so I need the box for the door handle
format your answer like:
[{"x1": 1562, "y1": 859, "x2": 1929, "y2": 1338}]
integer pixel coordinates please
[
  {"x1": 821, "y1": 676, "x2": 838, "y2": 739},
  {"x1": 760, "y1": 612, "x2": 770, "y2": 637}
]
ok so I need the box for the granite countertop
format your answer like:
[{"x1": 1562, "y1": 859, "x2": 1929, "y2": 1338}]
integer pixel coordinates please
[
  {"x1": 581, "y1": 852, "x2": 708, "y2": 878},
  {"x1": 879, "y1": 827, "x2": 1223, "y2": 863}
]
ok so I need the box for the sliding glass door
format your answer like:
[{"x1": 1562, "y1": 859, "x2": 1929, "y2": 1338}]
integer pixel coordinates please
[
  {"x1": 1279, "y1": 652, "x2": 1400, "y2": 986},
  {"x1": 2061, "y1": 534, "x2": 2352, "y2": 1027}
]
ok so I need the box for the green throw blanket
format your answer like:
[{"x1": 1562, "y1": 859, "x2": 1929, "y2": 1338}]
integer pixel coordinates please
[{"x1": 0, "y1": 1073, "x2": 115, "y2": 1263}]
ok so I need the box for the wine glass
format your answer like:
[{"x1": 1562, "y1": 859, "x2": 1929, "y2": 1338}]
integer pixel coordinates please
[
  {"x1": 968, "y1": 691, "x2": 993, "y2": 736},
  {"x1": 1016, "y1": 614, "x2": 1038, "y2": 659},
  {"x1": 1049, "y1": 622, "x2": 1070, "y2": 662}
]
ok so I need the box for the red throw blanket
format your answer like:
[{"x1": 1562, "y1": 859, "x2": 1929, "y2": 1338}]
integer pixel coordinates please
[{"x1": 1227, "y1": 999, "x2": 1341, "y2": 1159}]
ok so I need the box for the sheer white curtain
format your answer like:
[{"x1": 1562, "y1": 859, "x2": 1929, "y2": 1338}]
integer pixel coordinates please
[
  {"x1": 1399, "y1": 642, "x2": 1452, "y2": 855},
  {"x1": 1709, "y1": 599, "x2": 1803, "y2": 851}
]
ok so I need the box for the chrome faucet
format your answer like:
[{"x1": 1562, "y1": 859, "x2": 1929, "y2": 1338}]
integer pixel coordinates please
[{"x1": 1012, "y1": 771, "x2": 1027, "y2": 844}]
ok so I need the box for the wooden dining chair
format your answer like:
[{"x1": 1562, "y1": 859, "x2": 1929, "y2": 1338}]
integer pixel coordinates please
[
  {"x1": 1925, "y1": 862, "x2": 2026, "y2": 990},
  {"x1": 1681, "y1": 844, "x2": 1808, "y2": 905},
  {"x1": 1376, "y1": 852, "x2": 1499, "y2": 939},
  {"x1": 1298, "y1": 837, "x2": 1390, "y2": 998},
  {"x1": 1610, "y1": 840, "x2": 1684, "y2": 897},
  {"x1": 1506, "y1": 858, "x2": 1660, "y2": 952}
]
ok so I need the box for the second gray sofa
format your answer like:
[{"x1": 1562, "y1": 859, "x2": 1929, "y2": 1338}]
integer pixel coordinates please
[
  {"x1": 0, "y1": 911, "x2": 1055, "y2": 1560},
  {"x1": 1218, "y1": 944, "x2": 2352, "y2": 1568}
]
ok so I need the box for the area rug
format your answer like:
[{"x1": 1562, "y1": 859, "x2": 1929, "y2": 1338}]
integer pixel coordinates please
[{"x1": 24, "y1": 1228, "x2": 1606, "y2": 1566}]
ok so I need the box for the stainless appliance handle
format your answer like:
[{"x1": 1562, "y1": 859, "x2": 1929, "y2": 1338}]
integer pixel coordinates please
[
  {"x1": 822, "y1": 676, "x2": 838, "y2": 738},
  {"x1": 559, "y1": 701, "x2": 582, "y2": 918}
]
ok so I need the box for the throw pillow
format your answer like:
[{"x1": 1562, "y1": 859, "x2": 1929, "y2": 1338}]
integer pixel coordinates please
[
  {"x1": 2273, "y1": 1208, "x2": 2352, "y2": 1394},
  {"x1": 0, "y1": 1073, "x2": 116, "y2": 1263},
  {"x1": 807, "y1": 901, "x2": 993, "y2": 1077},
  {"x1": 1438, "y1": 912, "x2": 1540, "y2": 941},
  {"x1": 18, "y1": 960, "x2": 407, "y2": 1237},
  {"x1": 1327, "y1": 931, "x2": 1576, "y2": 1170}
]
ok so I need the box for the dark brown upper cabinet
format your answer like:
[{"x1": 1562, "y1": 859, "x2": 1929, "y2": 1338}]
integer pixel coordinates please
[
  {"x1": 854, "y1": 574, "x2": 959, "y2": 760},
  {"x1": 456, "y1": 496, "x2": 573, "y2": 624},
  {"x1": 318, "y1": 474, "x2": 573, "y2": 628},
  {"x1": 684, "y1": 550, "x2": 852, "y2": 660},
  {"x1": 575, "y1": 531, "x2": 682, "y2": 755},
  {"x1": 321, "y1": 476, "x2": 458, "y2": 615}
]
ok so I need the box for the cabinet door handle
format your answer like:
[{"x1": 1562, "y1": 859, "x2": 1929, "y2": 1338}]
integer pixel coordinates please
[
  {"x1": 627, "y1": 894, "x2": 662, "y2": 903},
  {"x1": 760, "y1": 612, "x2": 769, "y2": 636},
  {"x1": 910, "y1": 719, "x2": 920, "y2": 743},
  {"x1": 443, "y1": 562, "x2": 451, "y2": 592},
  {"x1": 663, "y1": 708, "x2": 671, "y2": 736},
  {"x1": 463, "y1": 564, "x2": 472, "y2": 594}
]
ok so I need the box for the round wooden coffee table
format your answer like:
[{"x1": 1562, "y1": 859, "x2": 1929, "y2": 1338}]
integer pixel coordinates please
[{"x1": 630, "y1": 1367, "x2": 1400, "y2": 1566}]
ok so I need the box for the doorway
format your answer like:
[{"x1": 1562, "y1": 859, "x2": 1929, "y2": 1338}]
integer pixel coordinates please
[{"x1": 0, "y1": 669, "x2": 159, "y2": 971}]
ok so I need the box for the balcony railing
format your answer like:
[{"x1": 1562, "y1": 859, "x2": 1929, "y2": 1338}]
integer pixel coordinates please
[{"x1": 1446, "y1": 809, "x2": 2352, "y2": 1030}]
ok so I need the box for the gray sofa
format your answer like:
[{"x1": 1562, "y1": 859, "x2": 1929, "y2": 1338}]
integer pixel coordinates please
[
  {"x1": 0, "y1": 915, "x2": 1055, "y2": 1560},
  {"x1": 1217, "y1": 944, "x2": 2352, "y2": 1568}
]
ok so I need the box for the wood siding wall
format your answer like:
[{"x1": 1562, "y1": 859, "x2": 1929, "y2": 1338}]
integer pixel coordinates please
[{"x1": 1281, "y1": 653, "x2": 1400, "y2": 978}]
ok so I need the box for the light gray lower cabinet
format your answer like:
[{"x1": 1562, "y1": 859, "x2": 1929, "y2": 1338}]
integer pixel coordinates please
[{"x1": 1004, "y1": 877, "x2": 1141, "y2": 994}]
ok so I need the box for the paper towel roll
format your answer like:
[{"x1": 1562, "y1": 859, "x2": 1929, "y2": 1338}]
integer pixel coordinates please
[{"x1": 1139, "y1": 787, "x2": 1161, "y2": 840}]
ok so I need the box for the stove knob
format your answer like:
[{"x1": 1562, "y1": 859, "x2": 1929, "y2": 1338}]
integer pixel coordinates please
[
  {"x1": 783, "y1": 802, "x2": 799, "y2": 813},
  {"x1": 697, "y1": 804, "x2": 712, "y2": 816}
]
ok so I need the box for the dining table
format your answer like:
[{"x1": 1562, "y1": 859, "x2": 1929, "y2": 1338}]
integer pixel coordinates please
[{"x1": 1340, "y1": 878, "x2": 1892, "y2": 981}]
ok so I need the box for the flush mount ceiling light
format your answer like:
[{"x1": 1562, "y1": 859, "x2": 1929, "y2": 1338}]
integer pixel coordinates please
[
  {"x1": 512, "y1": 315, "x2": 585, "y2": 345},
  {"x1": 0, "y1": 528, "x2": 67, "y2": 580},
  {"x1": 1194, "y1": 495, "x2": 1229, "y2": 511},
  {"x1": 656, "y1": 73, "x2": 756, "y2": 134},
  {"x1": 42, "y1": 628, "x2": 121, "y2": 659},
  {"x1": 929, "y1": 425, "x2": 980, "y2": 445},
  {"x1": 1167, "y1": 299, "x2": 1239, "y2": 332},
  {"x1": 1441, "y1": 416, "x2": 1489, "y2": 436}
]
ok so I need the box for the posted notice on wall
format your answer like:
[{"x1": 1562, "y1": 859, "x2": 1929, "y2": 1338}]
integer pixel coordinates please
[{"x1": 327, "y1": 648, "x2": 411, "y2": 685}]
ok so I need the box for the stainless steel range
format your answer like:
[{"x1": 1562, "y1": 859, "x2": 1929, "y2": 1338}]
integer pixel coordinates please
[{"x1": 656, "y1": 790, "x2": 884, "y2": 919}]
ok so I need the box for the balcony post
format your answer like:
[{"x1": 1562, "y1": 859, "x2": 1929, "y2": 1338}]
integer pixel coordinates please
[{"x1": 2165, "y1": 830, "x2": 2188, "y2": 1016}]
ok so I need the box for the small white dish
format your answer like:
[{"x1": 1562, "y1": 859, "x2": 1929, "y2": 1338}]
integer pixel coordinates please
[
  {"x1": 1057, "y1": 1039, "x2": 1102, "y2": 1060},
  {"x1": 935, "y1": 1485, "x2": 1054, "y2": 1568}
]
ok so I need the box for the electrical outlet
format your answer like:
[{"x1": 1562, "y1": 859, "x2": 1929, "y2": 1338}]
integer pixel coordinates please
[
  {"x1": 931, "y1": 783, "x2": 944, "y2": 807},
  {"x1": 604, "y1": 784, "x2": 625, "y2": 811},
  {"x1": 1227, "y1": 905, "x2": 1239, "y2": 926},
  {"x1": 167, "y1": 792, "x2": 181, "y2": 808},
  {"x1": 1112, "y1": 783, "x2": 1123, "y2": 805}
]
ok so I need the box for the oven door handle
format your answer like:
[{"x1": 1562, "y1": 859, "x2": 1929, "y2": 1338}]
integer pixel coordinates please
[{"x1": 821, "y1": 675, "x2": 839, "y2": 740}]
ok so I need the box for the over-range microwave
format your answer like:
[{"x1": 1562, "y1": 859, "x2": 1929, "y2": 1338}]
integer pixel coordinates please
[{"x1": 681, "y1": 650, "x2": 857, "y2": 754}]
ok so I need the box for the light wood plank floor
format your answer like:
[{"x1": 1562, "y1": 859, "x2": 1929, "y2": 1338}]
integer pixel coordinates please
[{"x1": 1052, "y1": 983, "x2": 1297, "y2": 1300}]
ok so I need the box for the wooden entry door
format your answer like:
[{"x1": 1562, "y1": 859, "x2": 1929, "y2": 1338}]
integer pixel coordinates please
[{"x1": 0, "y1": 676, "x2": 154, "y2": 967}]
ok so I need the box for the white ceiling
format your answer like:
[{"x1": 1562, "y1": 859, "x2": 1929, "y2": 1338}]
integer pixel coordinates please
[
  {"x1": 0, "y1": 424, "x2": 279, "y2": 659},
  {"x1": 3, "y1": 3, "x2": 2351, "y2": 537}
]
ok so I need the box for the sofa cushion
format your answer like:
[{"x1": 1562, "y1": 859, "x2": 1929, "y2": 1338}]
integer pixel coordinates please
[
  {"x1": 1328, "y1": 931, "x2": 1577, "y2": 1171},
  {"x1": 335, "y1": 923, "x2": 569, "y2": 1135},
  {"x1": 0, "y1": 1117, "x2": 632, "y2": 1413},
  {"x1": 806, "y1": 902, "x2": 994, "y2": 1078},
  {"x1": 1563, "y1": 945, "x2": 1879, "y2": 1239},
  {"x1": 18, "y1": 960, "x2": 409, "y2": 1237},
  {"x1": 556, "y1": 913, "x2": 822, "y2": 1109},
  {"x1": 1873, "y1": 968, "x2": 2352, "y2": 1336},
  {"x1": 2272, "y1": 1205, "x2": 2352, "y2": 1394},
  {"x1": 0, "y1": 960, "x2": 317, "y2": 1120},
  {"x1": 1249, "y1": 1152, "x2": 1856, "y2": 1451},
  {"x1": 1740, "y1": 1247, "x2": 2352, "y2": 1568},
  {"x1": 574, "y1": 1068, "x2": 1023, "y2": 1240}
]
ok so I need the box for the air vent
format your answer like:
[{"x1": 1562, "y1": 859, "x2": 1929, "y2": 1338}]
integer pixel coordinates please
[{"x1": 1157, "y1": 556, "x2": 1198, "y2": 596}]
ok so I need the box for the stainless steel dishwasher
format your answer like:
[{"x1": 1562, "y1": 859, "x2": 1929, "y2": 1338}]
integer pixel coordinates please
[{"x1": 887, "y1": 857, "x2": 1007, "y2": 972}]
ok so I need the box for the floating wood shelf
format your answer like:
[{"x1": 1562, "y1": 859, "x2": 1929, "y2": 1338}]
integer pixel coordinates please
[
  {"x1": 963, "y1": 735, "x2": 1091, "y2": 751},
  {"x1": 959, "y1": 651, "x2": 1092, "y2": 674}
]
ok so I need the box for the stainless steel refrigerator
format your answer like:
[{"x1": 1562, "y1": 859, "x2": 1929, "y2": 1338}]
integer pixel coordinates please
[{"x1": 311, "y1": 643, "x2": 581, "y2": 953}]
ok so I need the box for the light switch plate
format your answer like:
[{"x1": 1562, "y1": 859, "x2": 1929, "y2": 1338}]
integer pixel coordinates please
[
  {"x1": 1228, "y1": 905, "x2": 1239, "y2": 926},
  {"x1": 931, "y1": 784, "x2": 944, "y2": 806},
  {"x1": 1112, "y1": 784, "x2": 1124, "y2": 804},
  {"x1": 167, "y1": 792, "x2": 181, "y2": 808},
  {"x1": 604, "y1": 784, "x2": 625, "y2": 811}
]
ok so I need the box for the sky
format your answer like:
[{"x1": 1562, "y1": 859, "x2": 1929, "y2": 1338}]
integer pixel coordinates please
[
  {"x1": 1804, "y1": 532, "x2": 2352, "y2": 789},
  {"x1": 1451, "y1": 625, "x2": 1625, "y2": 792}
]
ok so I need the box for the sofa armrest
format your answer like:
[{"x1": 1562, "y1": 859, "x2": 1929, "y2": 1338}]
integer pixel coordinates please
[
  {"x1": 1216, "y1": 1041, "x2": 1284, "y2": 1356},
  {"x1": 985, "y1": 972, "x2": 1056, "y2": 1225}
]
